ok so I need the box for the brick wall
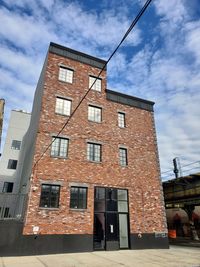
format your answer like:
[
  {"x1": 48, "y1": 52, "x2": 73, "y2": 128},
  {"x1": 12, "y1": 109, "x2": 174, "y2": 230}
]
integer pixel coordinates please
[{"x1": 23, "y1": 51, "x2": 167, "y2": 235}]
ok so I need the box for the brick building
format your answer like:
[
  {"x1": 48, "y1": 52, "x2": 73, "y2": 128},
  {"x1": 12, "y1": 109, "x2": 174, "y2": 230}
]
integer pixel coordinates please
[{"x1": 3, "y1": 42, "x2": 168, "y2": 255}]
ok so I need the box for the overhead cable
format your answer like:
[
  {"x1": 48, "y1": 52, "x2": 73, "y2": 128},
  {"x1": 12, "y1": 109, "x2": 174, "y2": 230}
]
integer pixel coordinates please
[{"x1": 33, "y1": 0, "x2": 153, "y2": 170}]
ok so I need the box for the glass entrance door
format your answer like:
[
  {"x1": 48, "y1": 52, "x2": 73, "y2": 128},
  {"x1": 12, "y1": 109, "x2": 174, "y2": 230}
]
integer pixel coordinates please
[
  {"x1": 94, "y1": 187, "x2": 129, "y2": 250},
  {"x1": 105, "y1": 212, "x2": 119, "y2": 250}
]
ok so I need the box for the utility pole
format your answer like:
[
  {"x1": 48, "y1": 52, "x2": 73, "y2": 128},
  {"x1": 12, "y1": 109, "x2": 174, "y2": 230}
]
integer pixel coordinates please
[{"x1": 173, "y1": 157, "x2": 179, "y2": 178}]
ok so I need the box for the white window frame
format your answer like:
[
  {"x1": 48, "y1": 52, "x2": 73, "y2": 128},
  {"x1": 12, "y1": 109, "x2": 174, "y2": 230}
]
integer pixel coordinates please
[
  {"x1": 89, "y1": 76, "x2": 102, "y2": 92},
  {"x1": 87, "y1": 143, "x2": 101, "y2": 162},
  {"x1": 51, "y1": 137, "x2": 69, "y2": 158},
  {"x1": 118, "y1": 112, "x2": 126, "y2": 128},
  {"x1": 58, "y1": 66, "x2": 73, "y2": 83},
  {"x1": 55, "y1": 97, "x2": 71, "y2": 116},
  {"x1": 119, "y1": 148, "x2": 128, "y2": 166},
  {"x1": 88, "y1": 105, "x2": 102, "y2": 123}
]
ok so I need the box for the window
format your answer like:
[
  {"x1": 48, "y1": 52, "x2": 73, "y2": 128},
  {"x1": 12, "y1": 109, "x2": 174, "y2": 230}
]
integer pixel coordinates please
[
  {"x1": 89, "y1": 76, "x2": 102, "y2": 92},
  {"x1": 39, "y1": 184, "x2": 60, "y2": 208},
  {"x1": 119, "y1": 148, "x2": 128, "y2": 166},
  {"x1": 55, "y1": 97, "x2": 71, "y2": 116},
  {"x1": 70, "y1": 187, "x2": 87, "y2": 209},
  {"x1": 2, "y1": 182, "x2": 14, "y2": 193},
  {"x1": 3, "y1": 207, "x2": 10, "y2": 218},
  {"x1": 11, "y1": 140, "x2": 21, "y2": 150},
  {"x1": 58, "y1": 66, "x2": 73, "y2": 83},
  {"x1": 118, "y1": 112, "x2": 126, "y2": 128},
  {"x1": 87, "y1": 143, "x2": 101, "y2": 162},
  {"x1": 117, "y1": 189, "x2": 128, "y2": 212},
  {"x1": 94, "y1": 187, "x2": 105, "y2": 212},
  {"x1": 7, "y1": 159, "x2": 17, "y2": 169},
  {"x1": 106, "y1": 188, "x2": 117, "y2": 211},
  {"x1": 88, "y1": 106, "x2": 102, "y2": 122},
  {"x1": 0, "y1": 207, "x2": 10, "y2": 218},
  {"x1": 51, "y1": 137, "x2": 69, "y2": 158}
]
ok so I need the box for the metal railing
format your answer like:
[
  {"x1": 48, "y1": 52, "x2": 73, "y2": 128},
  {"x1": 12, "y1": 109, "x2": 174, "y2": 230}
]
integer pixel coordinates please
[{"x1": 0, "y1": 193, "x2": 27, "y2": 221}]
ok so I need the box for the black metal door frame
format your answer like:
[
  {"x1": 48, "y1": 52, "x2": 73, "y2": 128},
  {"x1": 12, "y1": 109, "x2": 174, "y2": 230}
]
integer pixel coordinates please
[{"x1": 93, "y1": 186, "x2": 130, "y2": 251}]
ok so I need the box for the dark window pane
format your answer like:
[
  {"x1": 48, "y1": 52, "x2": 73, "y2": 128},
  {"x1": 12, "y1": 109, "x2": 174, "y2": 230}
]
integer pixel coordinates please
[
  {"x1": 94, "y1": 200, "x2": 105, "y2": 212},
  {"x1": 50, "y1": 186, "x2": 60, "y2": 208},
  {"x1": 70, "y1": 187, "x2": 78, "y2": 199},
  {"x1": 94, "y1": 188, "x2": 105, "y2": 212},
  {"x1": 70, "y1": 199, "x2": 77, "y2": 209},
  {"x1": 70, "y1": 187, "x2": 87, "y2": 209},
  {"x1": 95, "y1": 188, "x2": 105, "y2": 200},
  {"x1": 11, "y1": 140, "x2": 21, "y2": 150},
  {"x1": 94, "y1": 213, "x2": 105, "y2": 250},
  {"x1": 40, "y1": 185, "x2": 50, "y2": 207},
  {"x1": 7, "y1": 159, "x2": 18, "y2": 169},
  {"x1": 2, "y1": 182, "x2": 14, "y2": 193},
  {"x1": 106, "y1": 189, "x2": 117, "y2": 212},
  {"x1": 106, "y1": 188, "x2": 117, "y2": 200},
  {"x1": 70, "y1": 187, "x2": 78, "y2": 208},
  {"x1": 106, "y1": 199, "x2": 118, "y2": 211},
  {"x1": 79, "y1": 199, "x2": 85, "y2": 209},
  {"x1": 4, "y1": 207, "x2": 10, "y2": 218},
  {"x1": 39, "y1": 184, "x2": 60, "y2": 208}
]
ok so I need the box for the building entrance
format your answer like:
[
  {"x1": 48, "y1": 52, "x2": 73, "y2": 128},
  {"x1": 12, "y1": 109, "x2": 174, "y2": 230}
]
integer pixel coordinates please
[{"x1": 93, "y1": 187, "x2": 129, "y2": 250}]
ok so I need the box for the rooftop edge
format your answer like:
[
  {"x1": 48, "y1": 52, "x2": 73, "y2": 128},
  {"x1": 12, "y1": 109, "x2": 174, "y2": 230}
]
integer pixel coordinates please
[
  {"x1": 106, "y1": 89, "x2": 154, "y2": 112},
  {"x1": 49, "y1": 42, "x2": 107, "y2": 70}
]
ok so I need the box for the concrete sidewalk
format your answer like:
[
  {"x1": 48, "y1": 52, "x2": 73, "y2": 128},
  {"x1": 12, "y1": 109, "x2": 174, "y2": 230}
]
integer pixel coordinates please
[
  {"x1": 170, "y1": 237, "x2": 200, "y2": 248},
  {"x1": 0, "y1": 246, "x2": 200, "y2": 267}
]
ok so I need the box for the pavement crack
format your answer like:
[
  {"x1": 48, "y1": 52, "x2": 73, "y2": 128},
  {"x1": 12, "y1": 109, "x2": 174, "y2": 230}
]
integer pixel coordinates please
[{"x1": 36, "y1": 256, "x2": 49, "y2": 267}]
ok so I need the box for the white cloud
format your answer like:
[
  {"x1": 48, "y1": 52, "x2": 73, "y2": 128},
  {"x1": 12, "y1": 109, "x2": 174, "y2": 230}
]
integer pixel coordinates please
[
  {"x1": 0, "y1": 68, "x2": 34, "y2": 109},
  {"x1": 184, "y1": 21, "x2": 200, "y2": 64},
  {"x1": 0, "y1": 7, "x2": 58, "y2": 50},
  {"x1": 51, "y1": 1, "x2": 141, "y2": 50},
  {"x1": 0, "y1": 45, "x2": 42, "y2": 82},
  {"x1": 154, "y1": 0, "x2": 188, "y2": 23}
]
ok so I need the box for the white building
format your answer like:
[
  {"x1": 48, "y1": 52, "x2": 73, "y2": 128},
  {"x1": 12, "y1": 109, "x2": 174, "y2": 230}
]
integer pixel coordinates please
[{"x1": 0, "y1": 110, "x2": 30, "y2": 218}]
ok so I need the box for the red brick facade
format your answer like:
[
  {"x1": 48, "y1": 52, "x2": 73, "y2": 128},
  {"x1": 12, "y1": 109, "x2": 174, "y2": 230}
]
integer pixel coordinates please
[{"x1": 23, "y1": 44, "x2": 167, "y2": 242}]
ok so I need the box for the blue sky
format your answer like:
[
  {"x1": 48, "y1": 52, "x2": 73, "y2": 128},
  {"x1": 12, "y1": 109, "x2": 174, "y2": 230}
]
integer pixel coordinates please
[{"x1": 0, "y1": 0, "x2": 200, "y2": 180}]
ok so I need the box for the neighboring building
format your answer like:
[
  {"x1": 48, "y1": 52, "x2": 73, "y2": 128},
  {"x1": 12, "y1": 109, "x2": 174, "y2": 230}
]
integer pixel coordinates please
[
  {"x1": 163, "y1": 173, "x2": 200, "y2": 239},
  {"x1": 0, "y1": 43, "x2": 168, "y2": 255},
  {"x1": 0, "y1": 110, "x2": 31, "y2": 218},
  {"x1": 0, "y1": 99, "x2": 5, "y2": 149}
]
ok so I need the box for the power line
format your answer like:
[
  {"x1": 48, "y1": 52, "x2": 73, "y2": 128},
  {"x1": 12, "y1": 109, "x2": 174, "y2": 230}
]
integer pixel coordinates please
[
  {"x1": 162, "y1": 166, "x2": 200, "y2": 181},
  {"x1": 181, "y1": 160, "x2": 200, "y2": 169},
  {"x1": 181, "y1": 166, "x2": 200, "y2": 174},
  {"x1": 161, "y1": 169, "x2": 174, "y2": 175},
  {"x1": 33, "y1": 0, "x2": 153, "y2": 171},
  {"x1": 161, "y1": 160, "x2": 200, "y2": 175}
]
